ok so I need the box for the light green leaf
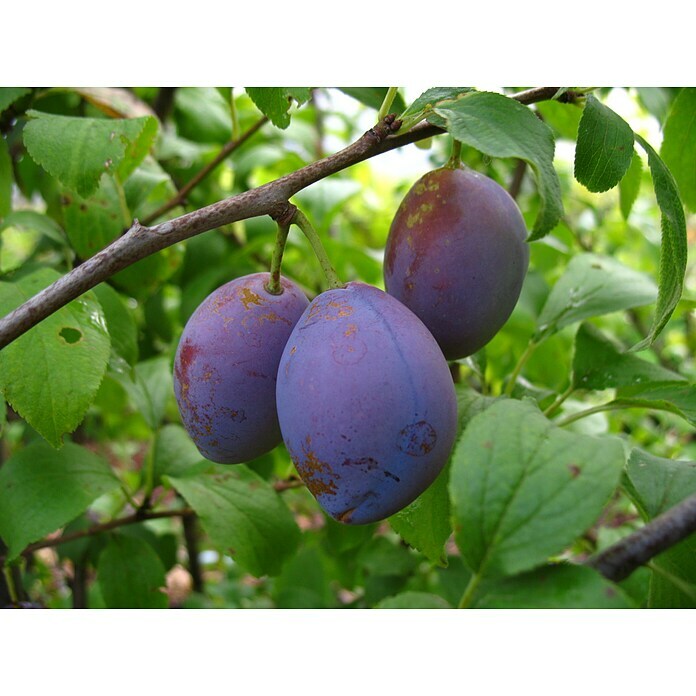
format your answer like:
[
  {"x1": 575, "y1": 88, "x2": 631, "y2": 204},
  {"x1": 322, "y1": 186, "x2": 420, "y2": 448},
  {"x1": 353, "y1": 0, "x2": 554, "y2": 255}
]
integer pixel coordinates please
[
  {"x1": 433, "y1": 91, "x2": 563, "y2": 238},
  {"x1": 0, "y1": 88, "x2": 31, "y2": 114},
  {"x1": 572, "y1": 322, "x2": 685, "y2": 391},
  {"x1": 97, "y1": 534, "x2": 168, "y2": 609},
  {"x1": 574, "y1": 94, "x2": 634, "y2": 192},
  {"x1": 0, "y1": 442, "x2": 120, "y2": 560},
  {"x1": 0, "y1": 268, "x2": 111, "y2": 447},
  {"x1": 0, "y1": 210, "x2": 66, "y2": 247},
  {"x1": 92, "y1": 283, "x2": 138, "y2": 366},
  {"x1": 475, "y1": 564, "x2": 633, "y2": 608},
  {"x1": 62, "y1": 175, "x2": 129, "y2": 259},
  {"x1": 660, "y1": 88, "x2": 696, "y2": 211},
  {"x1": 619, "y1": 150, "x2": 643, "y2": 220},
  {"x1": 0, "y1": 135, "x2": 11, "y2": 218},
  {"x1": 166, "y1": 462, "x2": 301, "y2": 577},
  {"x1": 22, "y1": 110, "x2": 158, "y2": 198},
  {"x1": 535, "y1": 253, "x2": 657, "y2": 340},
  {"x1": 450, "y1": 399, "x2": 625, "y2": 579},
  {"x1": 245, "y1": 88, "x2": 300, "y2": 129},
  {"x1": 376, "y1": 592, "x2": 452, "y2": 609},
  {"x1": 632, "y1": 134, "x2": 688, "y2": 350}
]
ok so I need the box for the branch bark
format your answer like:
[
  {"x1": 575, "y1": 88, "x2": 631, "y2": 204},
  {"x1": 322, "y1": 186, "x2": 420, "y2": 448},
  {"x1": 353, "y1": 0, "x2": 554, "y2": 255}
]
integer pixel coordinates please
[{"x1": 0, "y1": 87, "x2": 569, "y2": 350}]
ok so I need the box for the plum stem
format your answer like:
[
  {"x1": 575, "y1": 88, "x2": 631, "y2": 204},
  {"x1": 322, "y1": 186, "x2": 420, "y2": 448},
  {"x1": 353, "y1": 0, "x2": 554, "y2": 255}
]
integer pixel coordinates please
[
  {"x1": 457, "y1": 571, "x2": 482, "y2": 609},
  {"x1": 265, "y1": 216, "x2": 292, "y2": 295},
  {"x1": 504, "y1": 339, "x2": 539, "y2": 396},
  {"x1": 445, "y1": 139, "x2": 462, "y2": 169},
  {"x1": 377, "y1": 88, "x2": 400, "y2": 122},
  {"x1": 292, "y1": 208, "x2": 345, "y2": 290}
]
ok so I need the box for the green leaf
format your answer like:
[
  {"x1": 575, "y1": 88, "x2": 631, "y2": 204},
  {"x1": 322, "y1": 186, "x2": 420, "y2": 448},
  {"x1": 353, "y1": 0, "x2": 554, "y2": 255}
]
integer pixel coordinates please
[
  {"x1": 613, "y1": 381, "x2": 696, "y2": 427},
  {"x1": 572, "y1": 322, "x2": 685, "y2": 391},
  {"x1": 475, "y1": 564, "x2": 633, "y2": 608},
  {"x1": 0, "y1": 135, "x2": 11, "y2": 218},
  {"x1": 97, "y1": 534, "x2": 168, "y2": 608},
  {"x1": 62, "y1": 175, "x2": 129, "y2": 259},
  {"x1": 338, "y1": 88, "x2": 407, "y2": 114},
  {"x1": 433, "y1": 91, "x2": 563, "y2": 238},
  {"x1": 92, "y1": 283, "x2": 138, "y2": 366},
  {"x1": 619, "y1": 150, "x2": 643, "y2": 220},
  {"x1": 376, "y1": 592, "x2": 452, "y2": 609},
  {"x1": 22, "y1": 110, "x2": 158, "y2": 198},
  {"x1": 535, "y1": 253, "x2": 658, "y2": 340},
  {"x1": 660, "y1": 88, "x2": 696, "y2": 211},
  {"x1": 0, "y1": 268, "x2": 111, "y2": 447},
  {"x1": 173, "y1": 87, "x2": 232, "y2": 144},
  {"x1": 632, "y1": 134, "x2": 688, "y2": 351},
  {"x1": 245, "y1": 88, "x2": 302, "y2": 129},
  {"x1": 273, "y1": 544, "x2": 331, "y2": 609},
  {"x1": 166, "y1": 462, "x2": 301, "y2": 577},
  {"x1": 152, "y1": 423, "x2": 204, "y2": 484},
  {"x1": 399, "y1": 87, "x2": 472, "y2": 126},
  {"x1": 0, "y1": 210, "x2": 66, "y2": 247},
  {"x1": 0, "y1": 88, "x2": 31, "y2": 114},
  {"x1": 450, "y1": 399, "x2": 625, "y2": 579},
  {"x1": 574, "y1": 95, "x2": 634, "y2": 193},
  {"x1": 285, "y1": 88, "x2": 312, "y2": 105},
  {"x1": 0, "y1": 442, "x2": 120, "y2": 560}
]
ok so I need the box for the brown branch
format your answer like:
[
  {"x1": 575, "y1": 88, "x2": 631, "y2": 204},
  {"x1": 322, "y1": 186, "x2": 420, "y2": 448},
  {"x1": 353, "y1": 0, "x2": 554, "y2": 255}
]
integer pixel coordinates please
[
  {"x1": 0, "y1": 88, "x2": 573, "y2": 351},
  {"x1": 586, "y1": 491, "x2": 696, "y2": 582}
]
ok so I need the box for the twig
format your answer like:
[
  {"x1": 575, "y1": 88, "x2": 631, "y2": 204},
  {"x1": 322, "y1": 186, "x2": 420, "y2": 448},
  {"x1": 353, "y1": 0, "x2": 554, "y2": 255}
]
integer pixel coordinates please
[{"x1": 587, "y1": 491, "x2": 696, "y2": 582}]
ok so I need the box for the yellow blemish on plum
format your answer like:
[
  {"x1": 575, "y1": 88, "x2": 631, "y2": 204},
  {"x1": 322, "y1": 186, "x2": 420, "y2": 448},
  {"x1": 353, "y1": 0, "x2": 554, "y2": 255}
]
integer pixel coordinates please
[
  {"x1": 238, "y1": 287, "x2": 264, "y2": 310},
  {"x1": 344, "y1": 324, "x2": 358, "y2": 337}
]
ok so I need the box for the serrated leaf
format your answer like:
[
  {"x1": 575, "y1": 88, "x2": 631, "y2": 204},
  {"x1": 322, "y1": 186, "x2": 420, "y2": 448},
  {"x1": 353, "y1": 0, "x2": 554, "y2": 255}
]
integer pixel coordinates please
[
  {"x1": 97, "y1": 534, "x2": 168, "y2": 609},
  {"x1": 619, "y1": 150, "x2": 643, "y2": 220},
  {"x1": 535, "y1": 253, "x2": 657, "y2": 340},
  {"x1": 166, "y1": 462, "x2": 301, "y2": 577},
  {"x1": 450, "y1": 399, "x2": 625, "y2": 579},
  {"x1": 572, "y1": 322, "x2": 685, "y2": 391},
  {"x1": 613, "y1": 381, "x2": 696, "y2": 427},
  {"x1": 574, "y1": 95, "x2": 634, "y2": 192},
  {"x1": 660, "y1": 88, "x2": 696, "y2": 211},
  {"x1": 0, "y1": 88, "x2": 31, "y2": 114},
  {"x1": 92, "y1": 283, "x2": 138, "y2": 365},
  {"x1": 0, "y1": 135, "x2": 11, "y2": 218},
  {"x1": 0, "y1": 268, "x2": 111, "y2": 447},
  {"x1": 433, "y1": 91, "x2": 563, "y2": 238},
  {"x1": 632, "y1": 134, "x2": 688, "y2": 351},
  {"x1": 376, "y1": 592, "x2": 452, "y2": 609},
  {"x1": 62, "y1": 175, "x2": 129, "y2": 259},
  {"x1": 245, "y1": 88, "x2": 299, "y2": 129},
  {"x1": 475, "y1": 564, "x2": 633, "y2": 608},
  {"x1": 338, "y1": 88, "x2": 407, "y2": 114},
  {"x1": 22, "y1": 110, "x2": 158, "y2": 198},
  {"x1": 0, "y1": 442, "x2": 120, "y2": 560}
]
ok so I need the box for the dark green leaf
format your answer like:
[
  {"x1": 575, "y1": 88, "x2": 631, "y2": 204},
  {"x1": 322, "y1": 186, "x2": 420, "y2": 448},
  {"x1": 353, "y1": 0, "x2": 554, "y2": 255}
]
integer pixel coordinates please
[
  {"x1": 619, "y1": 150, "x2": 643, "y2": 220},
  {"x1": 166, "y1": 462, "x2": 301, "y2": 577},
  {"x1": 173, "y1": 88, "x2": 232, "y2": 144},
  {"x1": 273, "y1": 544, "x2": 330, "y2": 608},
  {"x1": 660, "y1": 88, "x2": 696, "y2": 211},
  {"x1": 574, "y1": 95, "x2": 634, "y2": 192},
  {"x1": 0, "y1": 135, "x2": 11, "y2": 218},
  {"x1": 613, "y1": 382, "x2": 696, "y2": 427},
  {"x1": 572, "y1": 322, "x2": 685, "y2": 391},
  {"x1": 152, "y1": 423, "x2": 204, "y2": 483},
  {"x1": 535, "y1": 253, "x2": 657, "y2": 340},
  {"x1": 0, "y1": 268, "x2": 111, "y2": 447},
  {"x1": 433, "y1": 91, "x2": 563, "y2": 238},
  {"x1": 339, "y1": 88, "x2": 407, "y2": 114},
  {"x1": 450, "y1": 399, "x2": 625, "y2": 579},
  {"x1": 245, "y1": 88, "x2": 299, "y2": 129},
  {"x1": 475, "y1": 564, "x2": 633, "y2": 608},
  {"x1": 97, "y1": 534, "x2": 168, "y2": 608},
  {"x1": 632, "y1": 134, "x2": 688, "y2": 351},
  {"x1": 0, "y1": 442, "x2": 120, "y2": 560},
  {"x1": 376, "y1": 592, "x2": 452, "y2": 609},
  {"x1": 22, "y1": 110, "x2": 158, "y2": 198},
  {"x1": 92, "y1": 283, "x2": 138, "y2": 366},
  {"x1": 285, "y1": 88, "x2": 312, "y2": 105},
  {"x1": 0, "y1": 88, "x2": 31, "y2": 114}
]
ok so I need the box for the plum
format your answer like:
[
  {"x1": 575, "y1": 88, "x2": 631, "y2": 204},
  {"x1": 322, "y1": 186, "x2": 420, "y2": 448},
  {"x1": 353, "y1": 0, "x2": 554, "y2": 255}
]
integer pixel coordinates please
[
  {"x1": 384, "y1": 166, "x2": 530, "y2": 360},
  {"x1": 276, "y1": 282, "x2": 458, "y2": 525},
  {"x1": 173, "y1": 272, "x2": 309, "y2": 464}
]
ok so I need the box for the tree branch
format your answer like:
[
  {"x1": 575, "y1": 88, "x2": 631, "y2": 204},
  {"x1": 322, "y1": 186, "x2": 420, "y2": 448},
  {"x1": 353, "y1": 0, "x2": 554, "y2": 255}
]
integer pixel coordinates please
[
  {"x1": 0, "y1": 87, "x2": 573, "y2": 350},
  {"x1": 586, "y1": 491, "x2": 696, "y2": 582}
]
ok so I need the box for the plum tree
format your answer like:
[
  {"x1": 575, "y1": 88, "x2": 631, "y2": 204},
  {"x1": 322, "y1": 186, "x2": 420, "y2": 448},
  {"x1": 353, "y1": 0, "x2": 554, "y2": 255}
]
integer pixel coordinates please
[
  {"x1": 173, "y1": 272, "x2": 309, "y2": 464},
  {"x1": 384, "y1": 165, "x2": 530, "y2": 360},
  {"x1": 276, "y1": 281, "x2": 458, "y2": 525}
]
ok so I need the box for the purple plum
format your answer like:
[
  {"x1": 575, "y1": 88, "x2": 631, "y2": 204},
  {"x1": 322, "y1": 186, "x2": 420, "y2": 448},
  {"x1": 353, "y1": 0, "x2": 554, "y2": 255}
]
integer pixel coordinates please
[
  {"x1": 276, "y1": 282, "x2": 458, "y2": 525},
  {"x1": 384, "y1": 166, "x2": 530, "y2": 359},
  {"x1": 173, "y1": 272, "x2": 309, "y2": 464}
]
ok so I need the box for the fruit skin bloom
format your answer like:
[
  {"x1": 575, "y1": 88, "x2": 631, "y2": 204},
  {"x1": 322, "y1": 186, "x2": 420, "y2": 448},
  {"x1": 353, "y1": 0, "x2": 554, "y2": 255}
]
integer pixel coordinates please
[
  {"x1": 174, "y1": 273, "x2": 309, "y2": 464},
  {"x1": 276, "y1": 282, "x2": 458, "y2": 525},
  {"x1": 384, "y1": 166, "x2": 529, "y2": 360}
]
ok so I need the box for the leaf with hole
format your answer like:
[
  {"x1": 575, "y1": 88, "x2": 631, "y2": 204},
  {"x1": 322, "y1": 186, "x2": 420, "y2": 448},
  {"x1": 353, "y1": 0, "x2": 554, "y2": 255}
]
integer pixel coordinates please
[{"x1": 0, "y1": 268, "x2": 111, "y2": 447}]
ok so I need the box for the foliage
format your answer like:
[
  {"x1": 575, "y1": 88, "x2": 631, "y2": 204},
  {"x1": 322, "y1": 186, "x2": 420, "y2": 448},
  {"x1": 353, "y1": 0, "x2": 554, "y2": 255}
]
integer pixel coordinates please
[{"x1": 0, "y1": 86, "x2": 694, "y2": 609}]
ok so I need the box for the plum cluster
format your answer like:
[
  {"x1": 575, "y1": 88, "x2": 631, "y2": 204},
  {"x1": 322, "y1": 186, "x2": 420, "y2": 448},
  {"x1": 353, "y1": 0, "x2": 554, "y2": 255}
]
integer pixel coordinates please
[{"x1": 174, "y1": 166, "x2": 529, "y2": 524}]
